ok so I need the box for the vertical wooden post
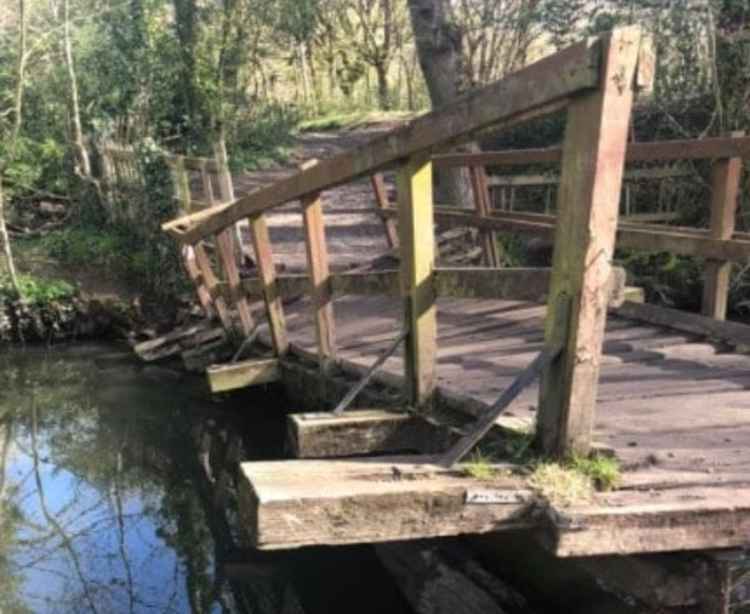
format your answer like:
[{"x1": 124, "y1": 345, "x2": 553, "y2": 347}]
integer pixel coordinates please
[
  {"x1": 194, "y1": 243, "x2": 233, "y2": 331},
  {"x1": 371, "y1": 173, "x2": 399, "y2": 249},
  {"x1": 469, "y1": 166, "x2": 501, "y2": 268},
  {"x1": 536, "y1": 27, "x2": 644, "y2": 458},
  {"x1": 249, "y1": 213, "x2": 289, "y2": 355},
  {"x1": 215, "y1": 230, "x2": 255, "y2": 336},
  {"x1": 201, "y1": 161, "x2": 216, "y2": 206},
  {"x1": 213, "y1": 139, "x2": 244, "y2": 262},
  {"x1": 301, "y1": 185, "x2": 337, "y2": 369},
  {"x1": 702, "y1": 131, "x2": 744, "y2": 321},
  {"x1": 182, "y1": 246, "x2": 215, "y2": 318},
  {"x1": 398, "y1": 154, "x2": 437, "y2": 410},
  {"x1": 174, "y1": 156, "x2": 192, "y2": 214}
]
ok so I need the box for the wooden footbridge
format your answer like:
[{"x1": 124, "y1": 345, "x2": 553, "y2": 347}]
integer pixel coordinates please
[{"x1": 159, "y1": 27, "x2": 750, "y2": 611}]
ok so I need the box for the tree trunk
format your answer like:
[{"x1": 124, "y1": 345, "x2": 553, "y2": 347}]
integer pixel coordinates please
[
  {"x1": 406, "y1": 0, "x2": 474, "y2": 209},
  {"x1": 0, "y1": 183, "x2": 21, "y2": 297},
  {"x1": 375, "y1": 61, "x2": 390, "y2": 110},
  {"x1": 63, "y1": 0, "x2": 91, "y2": 178}
]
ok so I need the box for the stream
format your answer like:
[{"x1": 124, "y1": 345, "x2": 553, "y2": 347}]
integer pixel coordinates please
[{"x1": 0, "y1": 343, "x2": 411, "y2": 614}]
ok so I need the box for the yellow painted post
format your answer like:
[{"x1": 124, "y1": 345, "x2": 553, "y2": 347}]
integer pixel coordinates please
[{"x1": 398, "y1": 154, "x2": 437, "y2": 410}]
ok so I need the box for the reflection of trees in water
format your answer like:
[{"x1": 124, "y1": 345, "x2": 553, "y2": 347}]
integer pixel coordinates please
[
  {"x1": 0, "y1": 348, "x2": 300, "y2": 614},
  {"x1": 0, "y1": 351, "x2": 221, "y2": 613}
]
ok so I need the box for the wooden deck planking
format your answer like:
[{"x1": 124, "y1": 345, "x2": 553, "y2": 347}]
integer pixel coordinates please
[{"x1": 277, "y1": 294, "x2": 750, "y2": 479}]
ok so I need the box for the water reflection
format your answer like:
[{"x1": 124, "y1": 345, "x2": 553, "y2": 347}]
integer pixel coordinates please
[{"x1": 0, "y1": 344, "x2": 409, "y2": 614}]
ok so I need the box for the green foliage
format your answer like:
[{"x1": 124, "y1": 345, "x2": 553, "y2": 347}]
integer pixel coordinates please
[
  {"x1": 229, "y1": 103, "x2": 301, "y2": 170},
  {"x1": 0, "y1": 274, "x2": 75, "y2": 305},
  {"x1": 569, "y1": 455, "x2": 621, "y2": 492},
  {"x1": 462, "y1": 450, "x2": 499, "y2": 480}
]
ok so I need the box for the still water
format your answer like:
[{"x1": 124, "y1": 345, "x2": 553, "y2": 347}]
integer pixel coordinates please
[{"x1": 0, "y1": 343, "x2": 411, "y2": 614}]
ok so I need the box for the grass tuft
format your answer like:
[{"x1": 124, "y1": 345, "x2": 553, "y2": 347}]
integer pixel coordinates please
[
  {"x1": 462, "y1": 450, "x2": 499, "y2": 480},
  {"x1": 528, "y1": 462, "x2": 594, "y2": 507},
  {"x1": 570, "y1": 454, "x2": 621, "y2": 491}
]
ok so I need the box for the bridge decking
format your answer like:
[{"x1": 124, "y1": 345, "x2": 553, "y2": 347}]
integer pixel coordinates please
[
  {"x1": 281, "y1": 294, "x2": 750, "y2": 476},
  {"x1": 236, "y1": 295, "x2": 750, "y2": 555}
]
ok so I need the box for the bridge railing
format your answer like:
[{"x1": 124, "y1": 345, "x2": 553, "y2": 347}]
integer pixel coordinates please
[{"x1": 162, "y1": 26, "x2": 654, "y2": 458}]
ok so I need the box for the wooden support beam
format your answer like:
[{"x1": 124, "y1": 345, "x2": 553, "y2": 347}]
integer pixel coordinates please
[
  {"x1": 371, "y1": 174, "x2": 399, "y2": 248},
  {"x1": 215, "y1": 229, "x2": 255, "y2": 336},
  {"x1": 194, "y1": 242, "x2": 233, "y2": 331},
  {"x1": 301, "y1": 187, "x2": 336, "y2": 368},
  {"x1": 432, "y1": 135, "x2": 750, "y2": 168},
  {"x1": 537, "y1": 27, "x2": 642, "y2": 458},
  {"x1": 287, "y1": 409, "x2": 460, "y2": 458},
  {"x1": 248, "y1": 214, "x2": 289, "y2": 355},
  {"x1": 398, "y1": 155, "x2": 437, "y2": 409},
  {"x1": 377, "y1": 207, "x2": 750, "y2": 262},
  {"x1": 207, "y1": 358, "x2": 280, "y2": 393},
  {"x1": 702, "y1": 133, "x2": 744, "y2": 320},
  {"x1": 237, "y1": 457, "x2": 534, "y2": 550},
  {"x1": 164, "y1": 35, "x2": 606, "y2": 242},
  {"x1": 469, "y1": 166, "x2": 501, "y2": 267},
  {"x1": 200, "y1": 162, "x2": 216, "y2": 206},
  {"x1": 182, "y1": 246, "x2": 215, "y2": 317}
]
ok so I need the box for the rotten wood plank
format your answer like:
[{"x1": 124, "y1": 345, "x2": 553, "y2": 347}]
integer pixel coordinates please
[
  {"x1": 537, "y1": 26, "x2": 642, "y2": 458},
  {"x1": 164, "y1": 35, "x2": 605, "y2": 242},
  {"x1": 237, "y1": 456, "x2": 534, "y2": 550},
  {"x1": 702, "y1": 134, "x2": 744, "y2": 320},
  {"x1": 194, "y1": 243, "x2": 233, "y2": 331},
  {"x1": 398, "y1": 154, "x2": 437, "y2": 409},
  {"x1": 469, "y1": 166, "x2": 501, "y2": 268},
  {"x1": 207, "y1": 358, "x2": 281, "y2": 393}
]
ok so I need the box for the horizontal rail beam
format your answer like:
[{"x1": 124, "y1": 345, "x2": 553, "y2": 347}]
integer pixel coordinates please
[
  {"x1": 433, "y1": 136, "x2": 750, "y2": 168},
  {"x1": 164, "y1": 36, "x2": 605, "y2": 242},
  {"x1": 376, "y1": 208, "x2": 750, "y2": 262}
]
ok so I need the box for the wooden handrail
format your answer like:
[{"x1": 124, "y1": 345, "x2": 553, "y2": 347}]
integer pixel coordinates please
[
  {"x1": 433, "y1": 136, "x2": 750, "y2": 168},
  {"x1": 162, "y1": 34, "x2": 612, "y2": 243}
]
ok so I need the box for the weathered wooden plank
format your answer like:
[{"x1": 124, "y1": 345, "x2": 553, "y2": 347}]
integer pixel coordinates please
[
  {"x1": 433, "y1": 136, "x2": 750, "y2": 168},
  {"x1": 537, "y1": 26, "x2": 642, "y2": 458},
  {"x1": 164, "y1": 36, "x2": 604, "y2": 242},
  {"x1": 194, "y1": 243, "x2": 233, "y2": 331},
  {"x1": 376, "y1": 207, "x2": 750, "y2": 262},
  {"x1": 287, "y1": 409, "x2": 460, "y2": 458},
  {"x1": 702, "y1": 136, "x2": 744, "y2": 320},
  {"x1": 545, "y1": 486, "x2": 750, "y2": 557},
  {"x1": 249, "y1": 214, "x2": 289, "y2": 355},
  {"x1": 237, "y1": 457, "x2": 534, "y2": 550},
  {"x1": 134, "y1": 320, "x2": 224, "y2": 362},
  {"x1": 614, "y1": 300, "x2": 750, "y2": 348},
  {"x1": 371, "y1": 173, "x2": 399, "y2": 248},
  {"x1": 469, "y1": 166, "x2": 501, "y2": 267},
  {"x1": 216, "y1": 229, "x2": 255, "y2": 335},
  {"x1": 207, "y1": 358, "x2": 280, "y2": 393},
  {"x1": 301, "y1": 187, "x2": 336, "y2": 367},
  {"x1": 181, "y1": 246, "x2": 215, "y2": 317},
  {"x1": 399, "y1": 155, "x2": 437, "y2": 409}
]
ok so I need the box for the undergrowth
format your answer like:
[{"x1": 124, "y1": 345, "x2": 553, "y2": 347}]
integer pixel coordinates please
[{"x1": 0, "y1": 274, "x2": 75, "y2": 305}]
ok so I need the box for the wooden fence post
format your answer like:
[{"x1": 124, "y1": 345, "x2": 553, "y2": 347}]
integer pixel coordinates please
[
  {"x1": 300, "y1": 160, "x2": 336, "y2": 373},
  {"x1": 398, "y1": 154, "x2": 437, "y2": 410},
  {"x1": 249, "y1": 213, "x2": 289, "y2": 355},
  {"x1": 469, "y1": 166, "x2": 501, "y2": 268},
  {"x1": 194, "y1": 242, "x2": 233, "y2": 331},
  {"x1": 536, "y1": 27, "x2": 644, "y2": 458},
  {"x1": 173, "y1": 156, "x2": 192, "y2": 214},
  {"x1": 213, "y1": 140, "x2": 244, "y2": 262},
  {"x1": 702, "y1": 131, "x2": 744, "y2": 321},
  {"x1": 371, "y1": 173, "x2": 400, "y2": 249},
  {"x1": 215, "y1": 230, "x2": 255, "y2": 336}
]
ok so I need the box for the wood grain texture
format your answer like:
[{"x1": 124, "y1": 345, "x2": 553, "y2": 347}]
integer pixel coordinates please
[
  {"x1": 371, "y1": 173, "x2": 399, "y2": 248},
  {"x1": 216, "y1": 229, "x2": 255, "y2": 335},
  {"x1": 237, "y1": 457, "x2": 534, "y2": 550},
  {"x1": 301, "y1": 190, "x2": 337, "y2": 365},
  {"x1": 702, "y1": 136, "x2": 744, "y2": 320},
  {"x1": 249, "y1": 214, "x2": 289, "y2": 355},
  {"x1": 537, "y1": 26, "x2": 642, "y2": 457},
  {"x1": 207, "y1": 358, "x2": 280, "y2": 392},
  {"x1": 398, "y1": 155, "x2": 437, "y2": 409}
]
